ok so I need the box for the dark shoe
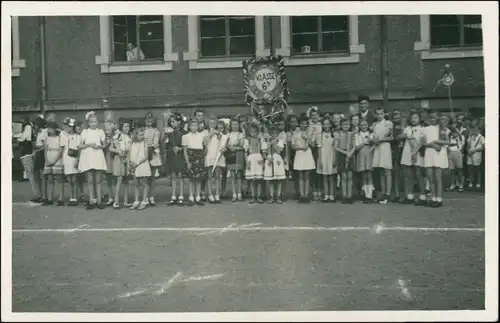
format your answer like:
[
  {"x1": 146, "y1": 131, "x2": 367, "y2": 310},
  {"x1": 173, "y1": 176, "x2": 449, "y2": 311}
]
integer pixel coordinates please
[
  {"x1": 249, "y1": 198, "x2": 256, "y2": 204},
  {"x1": 257, "y1": 198, "x2": 264, "y2": 204},
  {"x1": 177, "y1": 199, "x2": 185, "y2": 207},
  {"x1": 68, "y1": 200, "x2": 78, "y2": 207},
  {"x1": 341, "y1": 199, "x2": 348, "y2": 204},
  {"x1": 363, "y1": 198, "x2": 372, "y2": 204},
  {"x1": 267, "y1": 199, "x2": 274, "y2": 204},
  {"x1": 149, "y1": 198, "x2": 156, "y2": 207},
  {"x1": 30, "y1": 197, "x2": 43, "y2": 204},
  {"x1": 42, "y1": 199, "x2": 53, "y2": 206},
  {"x1": 390, "y1": 196, "x2": 400, "y2": 203},
  {"x1": 56, "y1": 200, "x2": 64, "y2": 207},
  {"x1": 186, "y1": 199, "x2": 195, "y2": 207},
  {"x1": 97, "y1": 203, "x2": 106, "y2": 210},
  {"x1": 276, "y1": 198, "x2": 283, "y2": 204},
  {"x1": 401, "y1": 198, "x2": 413, "y2": 205},
  {"x1": 86, "y1": 202, "x2": 96, "y2": 210},
  {"x1": 430, "y1": 201, "x2": 441, "y2": 208},
  {"x1": 168, "y1": 199, "x2": 177, "y2": 206}
]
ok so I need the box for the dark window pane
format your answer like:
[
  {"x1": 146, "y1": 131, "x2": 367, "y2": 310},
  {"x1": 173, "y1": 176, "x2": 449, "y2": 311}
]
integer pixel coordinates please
[
  {"x1": 291, "y1": 34, "x2": 319, "y2": 53},
  {"x1": 139, "y1": 40, "x2": 163, "y2": 59},
  {"x1": 200, "y1": 16, "x2": 226, "y2": 38},
  {"x1": 229, "y1": 17, "x2": 255, "y2": 36},
  {"x1": 431, "y1": 26, "x2": 460, "y2": 47},
  {"x1": 139, "y1": 22, "x2": 163, "y2": 41},
  {"x1": 464, "y1": 25, "x2": 482, "y2": 46},
  {"x1": 321, "y1": 16, "x2": 348, "y2": 32},
  {"x1": 139, "y1": 15, "x2": 163, "y2": 23},
  {"x1": 113, "y1": 16, "x2": 127, "y2": 26},
  {"x1": 113, "y1": 25, "x2": 128, "y2": 43},
  {"x1": 113, "y1": 43, "x2": 127, "y2": 61},
  {"x1": 200, "y1": 38, "x2": 226, "y2": 57},
  {"x1": 125, "y1": 16, "x2": 137, "y2": 45},
  {"x1": 291, "y1": 16, "x2": 318, "y2": 34},
  {"x1": 463, "y1": 15, "x2": 481, "y2": 25},
  {"x1": 430, "y1": 15, "x2": 460, "y2": 27},
  {"x1": 229, "y1": 36, "x2": 255, "y2": 56},
  {"x1": 322, "y1": 31, "x2": 349, "y2": 51}
]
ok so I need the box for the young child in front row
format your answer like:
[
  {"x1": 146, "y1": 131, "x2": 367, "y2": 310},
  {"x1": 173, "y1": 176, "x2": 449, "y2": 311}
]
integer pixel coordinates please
[
  {"x1": 144, "y1": 113, "x2": 162, "y2": 206},
  {"x1": 371, "y1": 107, "x2": 394, "y2": 204},
  {"x1": 355, "y1": 119, "x2": 374, "y2": 203},
  {"x1": 466, "y1": 124, "x2": 485, "y2": 191},
  {"x1": 61, "y1": 118, "x2": 81, "y2": 206},
  {"x1": 165, "y1": 113, "x2": 186, "y2": 206},
  {"x1": 292, "y1": 114, "x2": 316, "y2": 203},
  {"x1": 335, "y1": 118, "x2": 356, "y2": 203},
  {"x1": 128, "y1": 127, "x2": 151, "y2": 210},
  {"x1": 110, "y1": 120, "x2": 132, "y2": 209},
  {"x1": 205, "y1": 118, "x2": 228, "y2": 204},
  {"x1": 447, "y1": 128, "x2": 465, "y2": 192},
  {"x1": 286, "y1": 114, "x2": 300, "y2": 200},
  {"x1": 104, "y1": 120, "x2": 117, "y2": 206},
  {"x1": 225, "y1": 118, "x2": 245, "y2": 202},
  {"x1": 317, "y1": 117, "x2": 337, "y2": 202},
  {"x1": 43, "y1": 121, "x2": 65, "y2": 206},
  {"x1": 263, "y1": 125, "x2": 287, "y2": 203},
  {"x1": 183, "y1": 119, "x2": 207, "y2": 206},
  {"x1": 244, "y1": 123, "x2": 265, "y2": 204}
]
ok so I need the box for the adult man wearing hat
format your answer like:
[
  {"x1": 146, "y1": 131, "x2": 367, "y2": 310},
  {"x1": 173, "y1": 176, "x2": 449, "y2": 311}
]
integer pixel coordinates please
[{"x1": 358, "y1": 95, "x2": 375, "y2": 126}]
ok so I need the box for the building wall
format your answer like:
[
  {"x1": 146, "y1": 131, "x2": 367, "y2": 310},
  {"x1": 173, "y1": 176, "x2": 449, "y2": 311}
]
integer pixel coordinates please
[{"x1": 12, "y1": 15, "x2": 485, "y2": 120}]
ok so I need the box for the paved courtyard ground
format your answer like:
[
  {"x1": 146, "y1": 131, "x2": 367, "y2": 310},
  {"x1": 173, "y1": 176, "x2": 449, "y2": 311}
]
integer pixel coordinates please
[{"x1": 9, "y1": 180, "x2": 485, "y2": 312}]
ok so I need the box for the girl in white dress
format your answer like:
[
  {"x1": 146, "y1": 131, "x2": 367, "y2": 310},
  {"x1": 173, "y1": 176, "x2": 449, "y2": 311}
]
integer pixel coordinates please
[
  {"x1": 204, "y1": 118, "x2": 228, "y2": 204},
  {"x1": 317, "y1": 118, "x2": 337, "y2": 202},
  {"x1": 291, "y1": 115, "x2": 316, "y2": 203},
  {"x1": 128, "y1": 127, "x2": 151, "y2": 210},
  {"x1": 422, "y1": 112, "x2": 449, "y2": 207},
  {"x1": 263, "y1": 126, "x2": 286, "y2": 204},
  {"x1": 354, "y1": 119, "x2": 374, "y2": 203},
  {"x1": 109, "y1": 120, "x2": 132, "y2": 209},
  {"x1": 43, "y1": 122, "x2": 65, "y2": 206},
  {"x1": 144, "y1": 113, "x2": 162, "y2": 206},
  {"x1": 244, "y1": 123, "x2": 266, "y2": 204},
  {"x1": 466, "y1": 125, "x2": 485, "y2": 190},
  {"x1": 61, "y1": 118, "x2": 81, "y2": 206},
  {"x1": 399, "y1": 112, "x2": 426, "y2": 205},
  {"x1": 371, "y1": 107, "x2": 394, "y2": 204},
  {"x1": 78, "y1": 111, "x2": 108, "y2": 210}
]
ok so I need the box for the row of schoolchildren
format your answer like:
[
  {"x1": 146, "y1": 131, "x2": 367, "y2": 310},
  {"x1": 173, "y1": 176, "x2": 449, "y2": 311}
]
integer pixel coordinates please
[{"x1": 23, "y1": 106, "x2": 485, "y2": 210}]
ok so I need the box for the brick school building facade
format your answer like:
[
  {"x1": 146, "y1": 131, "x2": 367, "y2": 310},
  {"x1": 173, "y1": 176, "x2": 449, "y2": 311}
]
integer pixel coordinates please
[{"x1": 12, "y1": 15, "x2": 484, "y2": 123}]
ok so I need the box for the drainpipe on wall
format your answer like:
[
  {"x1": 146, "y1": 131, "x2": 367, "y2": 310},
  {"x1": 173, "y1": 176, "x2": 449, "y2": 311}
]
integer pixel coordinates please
[
  {"x1": 39, "y1": 16, "x2": 48, "y2": 115},
  {"x1": 380, "y1": 15, "x2": 389, "y2": 107}
]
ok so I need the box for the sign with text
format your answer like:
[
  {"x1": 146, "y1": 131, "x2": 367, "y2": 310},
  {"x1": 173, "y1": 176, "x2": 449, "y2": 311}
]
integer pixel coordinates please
[{"x1": 243, "y1": 56, "x2": 289, "y2": 105}]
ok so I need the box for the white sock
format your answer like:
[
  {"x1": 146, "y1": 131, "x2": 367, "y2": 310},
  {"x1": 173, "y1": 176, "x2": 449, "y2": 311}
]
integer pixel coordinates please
[
  {"x1": 436, "y1": 197, "x2": 443, "y2": 202},
  {"x1": 432, "y1": 197, "x2": 437, "y2": 202},
  {"x1": 419, "y1": 194, "x2": 426, "y2": 200},
  {"x1": 425, "y1": 180, "x2": 430, "y2": 190},
  {"x1": 366, "y1": 185, "x2": 373, "y2": 199},
  {"x1": 408, "y1": 193, "x2": 414, "y2": 200}
]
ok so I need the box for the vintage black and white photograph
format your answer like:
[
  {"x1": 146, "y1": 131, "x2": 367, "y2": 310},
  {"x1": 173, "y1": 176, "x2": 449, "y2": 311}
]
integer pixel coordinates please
[{"x1": 2, "y1": 1, "x2": 498, "y2": 321}]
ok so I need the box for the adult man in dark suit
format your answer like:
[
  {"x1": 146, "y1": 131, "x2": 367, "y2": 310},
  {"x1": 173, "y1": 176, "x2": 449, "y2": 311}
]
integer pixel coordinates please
[{"x1": 358, "y1": 95, "x2": 375, "y2": 126}]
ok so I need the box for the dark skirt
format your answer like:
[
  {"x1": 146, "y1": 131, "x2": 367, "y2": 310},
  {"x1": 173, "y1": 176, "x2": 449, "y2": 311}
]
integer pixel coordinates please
[
  {"x1": 225, "y1": 150, "x2": 245, "y2": 171},
  {"x1": 337, "y1": 153, "x2": 356, "y2": 173},
  {"x1": 33, "y1": 149, "x2": 45, "y2": 172},
  {"x1": 19, "y1": 141, "x2": 33, "y2": 157},
  {"x1": 165, "y1": 146, "x2": 186, "y2": 174},
  {"x1": 185, "y1": 149, "x2": 206, "y2": 181}
]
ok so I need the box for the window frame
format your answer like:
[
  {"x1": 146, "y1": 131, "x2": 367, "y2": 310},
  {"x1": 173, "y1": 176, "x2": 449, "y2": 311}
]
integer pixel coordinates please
[
  {"x1": 289, "y1": 16, "x2": 350, "y2": 56},
  {"x1": 276, "y1": 15, "x2": 365, "y2": 66},
  {"x1": 183, "y1": 15, "x2": 268, "y2": 70},
  {"x1": 429, "y1": 15, "x2": 483, "y2": 50},
  {"x1": 11, "y1": 16, "x2": 26, "y2": 77},
  {"x1": 198, "y1": 16, "x2": 257, "y2": 59},
  {"x1": 414, "y1": 15, "x2": 483, "y2": 60},
  {"x1": 95, "y1": 15, "x2": 178, "y2": 74}
]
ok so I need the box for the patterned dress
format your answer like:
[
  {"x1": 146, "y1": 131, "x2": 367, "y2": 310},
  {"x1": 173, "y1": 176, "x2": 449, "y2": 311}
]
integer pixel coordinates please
[
  {"x1": 263, "y1": 137, "x2": 287, "y2": 181},
  {"x1": 225, "y1": 132, "x2": 246, "y2": 172},
  {"x1": 355, "y1": 130, "x2": 373, "y2": 172},
  {"x1": 182, "y1": 132, "x2": 206, "y2": 181},
  {"x1": 244, "y1": 136, "x2": 265, "y2": 180}
]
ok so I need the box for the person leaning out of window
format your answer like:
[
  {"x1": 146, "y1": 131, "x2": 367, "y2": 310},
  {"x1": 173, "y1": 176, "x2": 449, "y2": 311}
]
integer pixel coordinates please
[{"x1": 126, "y1": 42, "x2": 145, "y2": 62}]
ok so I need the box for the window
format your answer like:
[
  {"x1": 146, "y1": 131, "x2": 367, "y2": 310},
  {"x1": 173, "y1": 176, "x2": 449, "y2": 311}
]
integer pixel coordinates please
[
  {"x1": 11, "y1": 16, "x2": 26, "y2": 77},
  {"x1": 430, "y1": 15, "x2": 482, "y2": 49},
  {"x1": 199, "y1": 16, "x2": 256, "y2": 58},
  {"x1": 290, "y1": 16, "x2": 349, "y2": 55},
  {"x1": 112, "y1": 15, "x2": 164, "y2": 62}
]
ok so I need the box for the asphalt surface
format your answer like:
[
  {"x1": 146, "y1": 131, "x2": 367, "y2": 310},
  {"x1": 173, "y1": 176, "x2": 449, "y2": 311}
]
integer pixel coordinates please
[{"x1": 10, "y1": 180, "x2": 485, "y2": 312}]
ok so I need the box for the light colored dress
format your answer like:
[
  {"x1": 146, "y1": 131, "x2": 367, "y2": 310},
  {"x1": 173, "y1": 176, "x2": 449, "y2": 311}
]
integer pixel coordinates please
[
  {"x1": 144, "y1": 127, "x2": 162, "y2": 167},
  {"x1": 371, "y1": 119, "x2": 393, "y2": 170},
  {"x1": 422, "y1": 125, "x2": 448, "y2": 169},
  {"x1": 317, "y1": 131, "x2": 337, "y2": 175},
  {"x1": 205, "y1": 132, "x2": 228, "y2": 168},
  {"x1": 62, "y1": 132, "x2": 81, "y2": 175},
  {"x1": 400, "y1": 125, "x2": 424, "y2": 167},
  {"x1": 78, "y1": 128, "x2": 107, "y2": 173},
  {"x1": 112, "y1": 132, "x2": 132, "y2": 177},
  {"x1": 355, "y1": 130, "x2": 373, "y2": 172},
  {"x1": 466, "y1": 133, "x2": 485, "y2": 166},
  {"x1": 244, "y1": 136, "x2": 266, "y2": 180},
  {"x1": 263, "y1": 137, "x2": 287, "y2": 181},
  {"x1": 129, "y1": 141, "x2": 151, "y2": 178},
  {"x1": 292, "y1": 130, "x2": 315, "y2": 171},
  {"x1": 43, "y1": 135, "x2": 64, "y2": 175}
]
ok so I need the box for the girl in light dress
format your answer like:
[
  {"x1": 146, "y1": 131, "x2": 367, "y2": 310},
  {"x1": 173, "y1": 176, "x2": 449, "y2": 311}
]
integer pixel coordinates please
[
  {"x1": 182, "y1": 119, "x2": 207, "y2": 206},
  {"x1": 317, "y1": 118, "x2": 337, "y2": 203},
  {"x1": 335, "y1": 118, "x2": 356, "y2": 204},
  {"x1": 104, "y1": 121, "x2": 117, "y2": 206},
  {"x1": 74, "y1": 122, "x2": 86, "y2": 203},
  {"x1": 225, "y1": 118, "x2": 246, "y2": 202},
  {"x1": 466, "y1": 124, "x2": 485, "y2": 190},
  {"x1": 286, "y1": 115, "x2": 300, "y2": 200},
  {"x1": 144, "y1": 113, "x2": 162, "y2": 206},
  {"x1": 371, "y1": 107, "x2": 394, "y2": 205},
  {"x1": 78, "y1": 111, "x2": 108, "y2": 210},
  {"x1": 422, "y1": 112, "x2": 449, "y2": 207},
  {"x1": 354, "y1": 119, "x2": 374, "y2": 203},
  {"x1": 61, "y1": 118, "x2": 81, "y2": 206},
  {"x1": 244, "y1": 123, "x2": 265, "y2": 204},
  {"x1": 263, "y1": 125, "x2": 287, "y2": 204},
  {"x1": 204, "y1": 118, "x2": 228, "y2": 204},
  {"x1": 291, "y1": 114, "x2": 316, "y2": 203},
  {"x1": 164, "y1": 113, "x2": 187, "y2": 206},
  {"x1": 43, "y1": 121, "x2": 65, "y2": 206},
  {"x1": 128, "y1": 127, "x2": 151, "y2": 210},
  {"x1": 399, "y1": 112, "x2": 426, "y2": 205},
  {"x1": 109, "y1": 120, "x2": 132, "y2": 209}
]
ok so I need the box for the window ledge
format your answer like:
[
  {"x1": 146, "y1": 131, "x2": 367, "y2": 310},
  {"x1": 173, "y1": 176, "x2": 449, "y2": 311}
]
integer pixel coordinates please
[
  {"x1": 12, "y1": 59, "x2": 26, "y2": 77},
  {"x1": 96, "y1": 53, "x2": 178, "y2": 74},
  {"x1": 183, "y1": 49, "x2": 271, "y2": 70},
  {"x1": 414, "y1": 42, "x2": 483, "y2": 60},
  {"x1": 276, "y1": 48, "x2": 361, "y2": 66}
]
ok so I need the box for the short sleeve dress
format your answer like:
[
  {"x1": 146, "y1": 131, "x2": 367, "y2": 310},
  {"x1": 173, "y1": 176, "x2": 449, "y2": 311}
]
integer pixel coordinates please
[
  {"x1": 263, "y1": 138, "x2": 287, "y2": 181},
  {"x1": 78, "y1": 128, "x2": 107, "y2": 173},
  {"x1": 62, "y1": 133, "x2": 81, "y2": 175},
  {"x1": 44, "y1": 134, "x2": 64, "y2": 175},
  {"x1": 316, "y1": 131, "x2": 337, "y2": 175}
]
